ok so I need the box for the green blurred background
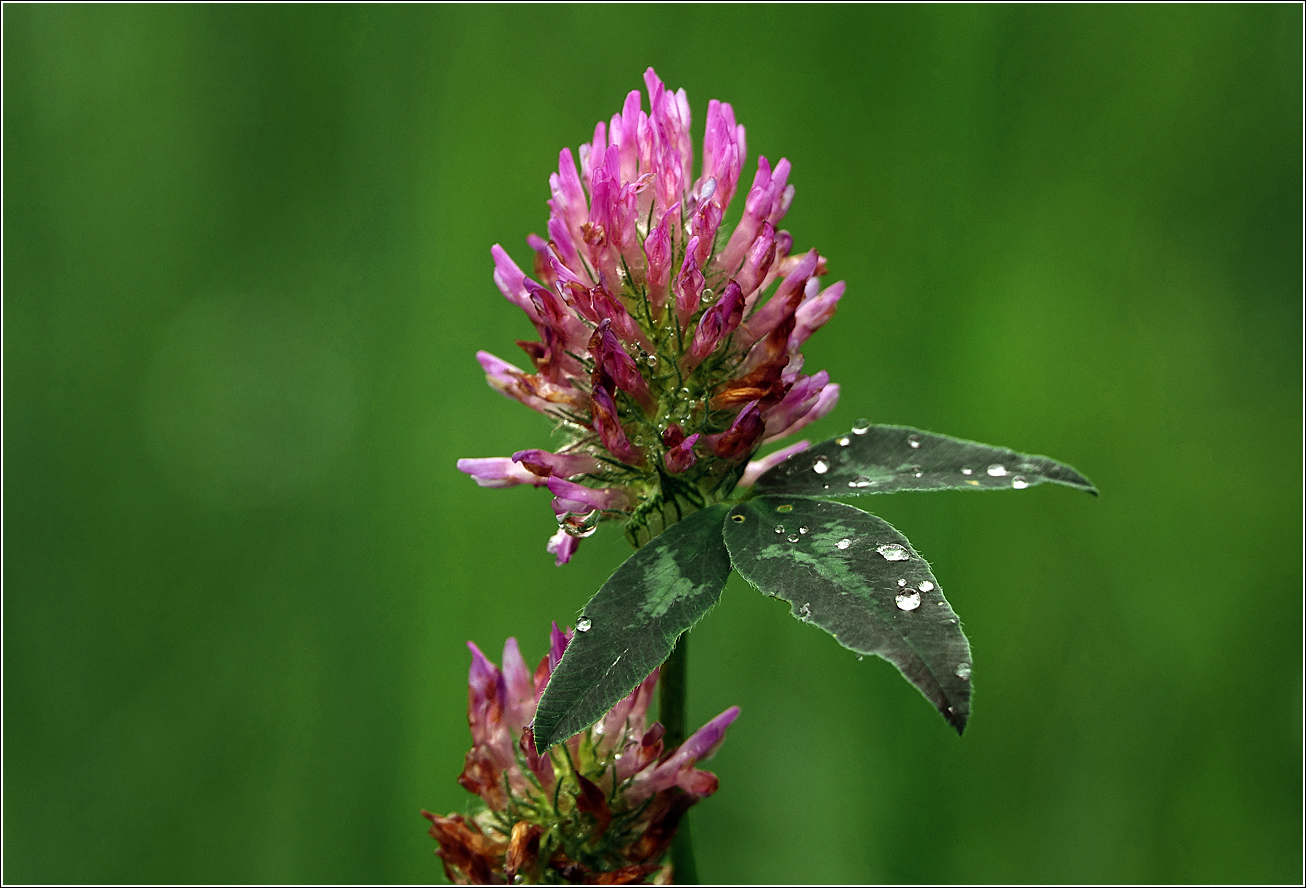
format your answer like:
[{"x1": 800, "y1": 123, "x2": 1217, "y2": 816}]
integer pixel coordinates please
[{"x1": 4, "y1": 4, "x2": 1301, "y2": 884}]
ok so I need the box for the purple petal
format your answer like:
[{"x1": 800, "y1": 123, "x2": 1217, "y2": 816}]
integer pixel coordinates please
[
  {"x1": 791, "y1": 280, "x2": 845, "y2": 351},
  {"x1": 718, "y1": 156, "x2": 776, "y2": 271},
  {"x1": 662, "y1": 432, "x2": 700, "y2": 474},
  {"x1": 548, "y1": 622, "x2": 570, "y2": 674},
  {"x1": 589, "y1": 283, "x2": 651, "y2": 350},
  {"x1": 688, "y1": 280, "x2": 745, "y2": 366},
  {"x1": 546, "y1": 477, "x2": 636, "y2": 515},
  {"x1": 629, "y1": 706, "x2": 740, "y2": 800},
  {"x1": 765, "y1": 382, "x2": 839, "y2": 443},
  {"x1": 676, "y1": 768, "x2": 719, "y2": 797},
  {"x1": 512, "y1": 449, "x2": 602, "y2": 479},
  {"x1": 546, "y1": 527, "x2": 579, "y2": 566},
  {"x1": 690, "y1": 197, "x2": 722, "y2": 268},
  {"x1": 490, "y1": 245, "x2": 544, "y2": 324},
  {"x1": 477, "y1": 350, "x2": 586, "y2": 417},
  {"x1": 674, "y1": 237, "x2": 705, "y2": 329},
  {"x1": 589, "y1": 319, "x2": 653, "y2": 408},
  {"x1": 643, "y1": 207, "x2": 675, "y2": 315},
  {"x1": 501, "y1": 638, "x2": 535, "y2": 731},
  {"x1": 738, "y1": 249, "x2": 819, "y2": 345},
  {"x1": 551, "y1": 148, "x2": 588, "y2": 234},
  {"x1": 682, "y1": 706, "x2": 741, "y2": 761},
  {"x1": 734, "y1": 222, "x2": 776, "y2": 300},
  {"x1": 761, "y1": 371, "x2": 830, "y2": 439},
  {"x1": 456, "y1": 457, "x2": 546, "y2": 489},
  {"x1": 709, "y1": 400, "x2": 766, "y2": 460},
  {"x1": 738, "y1": 440, "x2": 811, "y2": 487},
  {"x1": 701, "y1": 98, "x2": 745, "y2": 210},
  {"x1": 589, "y1": 384, "x2": 645, "y2": 465},
  {"x1": 466, "y1": 640, "x2": 507, "y2": 743}
]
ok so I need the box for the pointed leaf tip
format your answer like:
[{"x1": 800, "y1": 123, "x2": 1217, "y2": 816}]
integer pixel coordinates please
[
  {"x1": 755, "y1": 424, "x2": 1097, "y2": 498},
  {"x1": 532, "y1": 505, "x2": 733, "y2": 753},
  {"x1": 723, "y1": 496, "x2": 973, "y2": 734}
]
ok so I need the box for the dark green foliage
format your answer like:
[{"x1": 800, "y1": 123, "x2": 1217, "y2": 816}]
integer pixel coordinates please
[
  {"x1": 754, "y1": 424, "x2": 1097, "y2": 498},
  {"x1": 533, "y1": 505, "x2": 733, "y2": 752},
  {"x1": 539, "y1": 427, "x2": 1096, "y2": 745},
  {"x1": 722, "y1": 496, "x2": 972, "y2": 733}
]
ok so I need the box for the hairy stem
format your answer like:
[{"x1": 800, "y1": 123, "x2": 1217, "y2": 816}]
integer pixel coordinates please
[{"x1": 659, "y1": 635, "x2": 698, "y2": 884}]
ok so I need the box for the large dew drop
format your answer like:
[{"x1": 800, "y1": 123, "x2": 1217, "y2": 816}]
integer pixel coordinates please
[
  {"x1": 576, "y1": 617, "x2": 592, "y2": 633},
  {"x1": 986, "y1": 464, "x2": 1007, "y2": 477},
  {"x1": 812, "y1": 456, "x2": 831, "y2": 474},
  {"x1": 895, "y1": 591, "x2": 922, "y2": 611},
  {"x1": 877, "y1": 543, "x2": 910, "y2": 562},
  {"x1": 1011, "y1": 475, "x2": 1029, "y2": 489},
  {"x1": 561, "y1": 509, "x2": 601, "y2": 538}
]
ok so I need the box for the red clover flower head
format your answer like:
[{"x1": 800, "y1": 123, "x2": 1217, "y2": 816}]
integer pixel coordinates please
[
  {"x1": 458, "y1": 68, "x2": 843, "y2": 561},
  {"x1": 421, "y1": 624, "x2": 739, "y2": 884}
]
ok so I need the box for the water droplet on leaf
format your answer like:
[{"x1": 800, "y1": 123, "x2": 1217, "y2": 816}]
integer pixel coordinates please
[
  {"x1": 877, "y1": 543, "x2": 910, "y2": 561},
  {"x1": 955, "y1": 663, "x2": 972, "y2": 680},
  {"x1": 812, "y1": 456, "x2": 830, "y2": 474},
  {"x1": 852, "y1": 419, "x2": 870, "y2": 435},
  {"x1": 774, "y1": 525, "x2": 785, "y2": 534},
  {"x1": 848, "y1": 475, "x2": 873, "y2": 488},
  {"x1": 987, "y1": 464, "x2": 1007, "y2": 477},
  {"x1": 787, "y1": 533, "x2": 800, "y2": 543},
  {"x1": 836, "y1": 538, "x2": 852, "y2": 550},
  {"x1": 895, "y1": 591, "x2": 922, "y2": 611},
  {"x1": 1011, "y1": 475, "x2": 1029, "y2": 489},
  {"x1": 576, "y1": 618, "x2": 592, "y2": 632},
  {"x1": 776, "y1": 504, "x2": 793, "y2": 513},
  {"x1": 908, "y1": 434, "x2": 922, "y2": 449},
  {"x1": 961, "y1": 467, "x2": 973, "y2": 475},
  {"x1": 837, "y1": 436, "x2": 851, "y2": 447},
  {"x1": 918, "y1": 580, "x2": 935, "y2": 593},
  {"x1": 798, "y1": 526, "x2": 809, "y2": 535},
  {"x1": 898, "y1": 578, "x2": 907, "y2": 586}
]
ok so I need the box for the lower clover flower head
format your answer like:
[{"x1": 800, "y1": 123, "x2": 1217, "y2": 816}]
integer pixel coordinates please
[
  {"x1": 458, "y1": 68, "x2": 843, "y2": 561},
  {"x1": 422, "y1": 624, "x2": 739, "y2": 885}
]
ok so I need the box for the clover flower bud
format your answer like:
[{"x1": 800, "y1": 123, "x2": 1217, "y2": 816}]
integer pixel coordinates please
[{"x1": 422, "y1": 626, "x2": 739, "y2": 884}]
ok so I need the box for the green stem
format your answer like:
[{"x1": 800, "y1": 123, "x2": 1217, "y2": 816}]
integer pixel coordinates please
[{"x1": 659, "y1": 635, "x2": 698, "y2": 884}]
